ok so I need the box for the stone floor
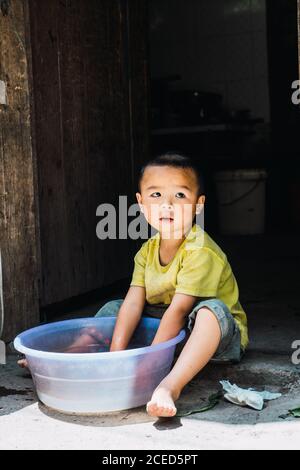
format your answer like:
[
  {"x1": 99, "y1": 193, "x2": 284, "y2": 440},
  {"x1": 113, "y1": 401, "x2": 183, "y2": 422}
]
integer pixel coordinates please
[{"x1": 1, "y1": 231, "x2": 300, "y2": 449}]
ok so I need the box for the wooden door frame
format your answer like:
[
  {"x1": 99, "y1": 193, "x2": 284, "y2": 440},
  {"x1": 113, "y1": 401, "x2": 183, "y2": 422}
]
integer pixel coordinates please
[{"x1": 0, "y1": 0, "x2": 41, "y2": 342}]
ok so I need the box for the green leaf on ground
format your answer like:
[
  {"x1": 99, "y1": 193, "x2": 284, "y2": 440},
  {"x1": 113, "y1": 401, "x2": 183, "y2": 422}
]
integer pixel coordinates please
[
  {"x1": 176, "y1": 391, "x2": 222, "y2": 417},
  {"x1": 289, "y1": 407, "x2": 300, "y2": 418}
]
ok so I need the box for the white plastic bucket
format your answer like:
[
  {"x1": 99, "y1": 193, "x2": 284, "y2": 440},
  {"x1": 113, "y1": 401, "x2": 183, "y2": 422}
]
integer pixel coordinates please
[{"x1": 214, "y1": 169, "x2": 267, "y2": 235}]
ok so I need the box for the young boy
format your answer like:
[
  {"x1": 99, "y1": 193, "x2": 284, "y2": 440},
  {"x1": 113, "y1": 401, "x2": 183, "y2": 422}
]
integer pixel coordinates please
[
  {"x1": 95, "y1": 152, "x2": 248, "y2": 418},
  {"x1": 19, "y1": 152, "x2": 248, "y2": 418}
]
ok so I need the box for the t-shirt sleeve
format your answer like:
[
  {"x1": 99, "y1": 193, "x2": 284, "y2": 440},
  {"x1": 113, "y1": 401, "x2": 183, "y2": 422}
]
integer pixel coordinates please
[
  {"x1": 175, "y1": 248, "x2": 224, "y2": 297},
  {"x1": 130, "y1": 241, "x2": 148, "y2": 288}
]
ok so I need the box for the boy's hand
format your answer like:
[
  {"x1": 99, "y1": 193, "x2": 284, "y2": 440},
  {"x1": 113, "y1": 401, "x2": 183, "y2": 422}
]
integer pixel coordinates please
[{"x1": 64, "y1": 327, "x2": 109, "y2": 353}]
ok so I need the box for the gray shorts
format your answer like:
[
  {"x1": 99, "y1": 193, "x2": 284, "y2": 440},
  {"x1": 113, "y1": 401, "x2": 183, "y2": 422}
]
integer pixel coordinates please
[{"x1": 95, "y1": 298, "x2": 243, "y2": 364}]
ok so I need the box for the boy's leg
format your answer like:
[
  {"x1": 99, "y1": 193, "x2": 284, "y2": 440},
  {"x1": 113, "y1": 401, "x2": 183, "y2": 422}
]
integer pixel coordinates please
[
  {"x1": 95, "y1": 299, "x2": 124, "y2": 317},
  {"x1": 146, "y1": 306, "x2": 221, "y2": 417}
]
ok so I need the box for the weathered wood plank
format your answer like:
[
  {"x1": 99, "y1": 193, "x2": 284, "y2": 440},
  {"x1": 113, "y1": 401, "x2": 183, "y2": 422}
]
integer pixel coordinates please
[
  {"x1": 29, "y1": 0, "x2": 149, "y2": 306},
  {"x1": 0, "y1": 0, "x2": 40, "y2": 341},
  {"x1": 29, "y1": 0, "x2": 73, "y2": 305}
]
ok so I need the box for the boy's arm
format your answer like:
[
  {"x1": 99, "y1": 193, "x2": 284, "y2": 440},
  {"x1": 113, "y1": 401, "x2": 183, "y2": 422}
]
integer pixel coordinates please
[
  {"x1": 110, "y1": 285, "x2": 146, "y2": 351},
  {"x1": 151, "y1": 293, "x2": 199, "y2": 345}
]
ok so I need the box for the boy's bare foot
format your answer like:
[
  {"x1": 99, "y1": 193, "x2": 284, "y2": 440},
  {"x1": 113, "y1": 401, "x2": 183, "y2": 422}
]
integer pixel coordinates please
[
  {"x1": 17, "y1": 358, "x2": 28, "y2": 368},
  {"x1": 146, "y1": 385, "x2": 179, "y2": 417}
]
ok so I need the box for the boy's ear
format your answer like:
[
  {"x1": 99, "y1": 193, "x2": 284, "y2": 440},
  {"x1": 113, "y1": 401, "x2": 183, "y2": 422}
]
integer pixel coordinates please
[
  {"x1": 136, "y1": 192, "x2": 144, "y2": 213},
  {"x1": 196, "y1": 195, "x2": 205, "y2": 214}
]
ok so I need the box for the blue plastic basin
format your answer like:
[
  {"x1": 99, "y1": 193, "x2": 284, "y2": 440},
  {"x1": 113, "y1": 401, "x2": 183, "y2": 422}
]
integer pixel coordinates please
[{"x1": 14, "y1": 317, "x2": 186, "y2": 413}]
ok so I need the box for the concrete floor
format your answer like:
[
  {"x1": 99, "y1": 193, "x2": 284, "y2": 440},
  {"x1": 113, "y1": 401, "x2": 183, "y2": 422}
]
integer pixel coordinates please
[{"x1": 1, "y1": 231, "x2": 300, "y2": 449}]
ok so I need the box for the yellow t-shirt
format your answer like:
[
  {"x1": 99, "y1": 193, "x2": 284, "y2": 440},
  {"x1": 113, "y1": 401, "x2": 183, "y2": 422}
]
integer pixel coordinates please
[{"x1": 130, "y1": 224, "x2": 249, "y2": 350}]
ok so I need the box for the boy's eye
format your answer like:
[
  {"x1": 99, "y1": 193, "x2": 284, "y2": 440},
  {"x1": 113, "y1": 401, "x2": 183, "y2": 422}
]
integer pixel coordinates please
[
  {"x1": 175, "y1": 192, "x2": 186, "y2": 198},
  {"x1": 150, "y1": 192, "x2": 161, "y2": 197}
]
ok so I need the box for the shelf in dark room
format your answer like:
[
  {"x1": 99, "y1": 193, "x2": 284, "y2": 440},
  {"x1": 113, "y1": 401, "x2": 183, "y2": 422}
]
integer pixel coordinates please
[
  {"x1": 150, "y1": 120, "x2": 267, "y2": 169},
  {"x1": 151, "y1": 120, "x2": 263, "y2": 136}
]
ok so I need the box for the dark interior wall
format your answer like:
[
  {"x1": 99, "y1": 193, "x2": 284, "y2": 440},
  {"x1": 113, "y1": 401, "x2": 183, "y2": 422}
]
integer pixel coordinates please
[
  {"x1": 267, "y1": 0, "x2": 299, "y2": 136},
  {"x1": 28, "y1": 0, "x2": 149, "y2": 307},
  {"x1": 148, "y1": 1, "x2": 273, "y2": 234},
  {"x1": 266, "y1": 0, "x2": 300, "y2": 229},
  {"x1": 149, "y1": 0, "x2": 270, "y2": 123},
  {"x1": 148, "y1": 0, "x2": 300, "y2": 233}
]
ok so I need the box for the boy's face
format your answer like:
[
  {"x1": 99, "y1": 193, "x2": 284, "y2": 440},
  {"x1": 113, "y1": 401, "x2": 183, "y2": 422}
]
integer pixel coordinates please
[{"x1": 136, "y1": 165, "x2": 205, "y2": 239}]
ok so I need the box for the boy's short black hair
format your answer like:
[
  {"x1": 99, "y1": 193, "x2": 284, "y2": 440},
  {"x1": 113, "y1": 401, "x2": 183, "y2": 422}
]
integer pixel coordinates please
[{"x1": 138, "y1": 152, "x2": 205, "y2": 196}]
